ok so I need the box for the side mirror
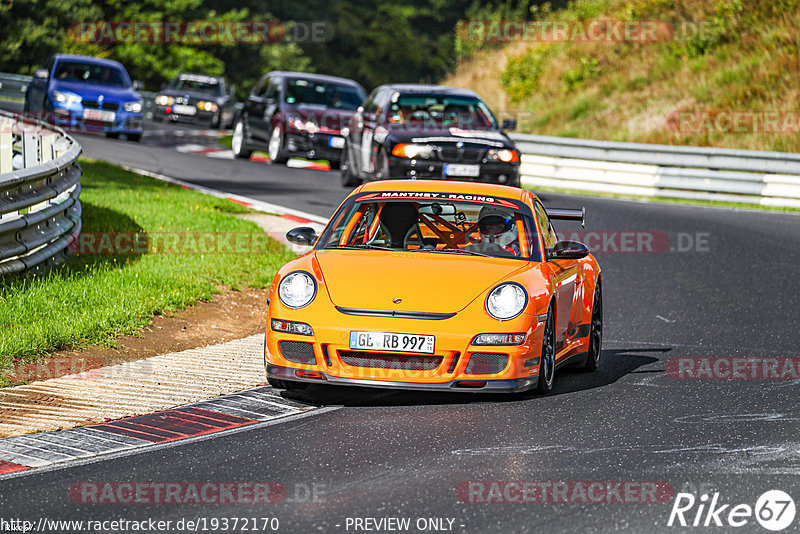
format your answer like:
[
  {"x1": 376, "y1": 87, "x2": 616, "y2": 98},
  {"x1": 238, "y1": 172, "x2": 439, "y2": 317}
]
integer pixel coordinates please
[
  {"x1": 547, "y1": 240, "x2": 590, "y2": 261},
  {"x1": 133, "y1": 80, "x2": 144, "y2": 91},
  {"x1": 501, "y1": 119, "x2": 517, "y2": 131},
  {"x1": 286, "y1": 226, "x2": 318, "y2": 246},
  {"x1": 34, "y1": 69, "x2": 49, "y2": 80}
]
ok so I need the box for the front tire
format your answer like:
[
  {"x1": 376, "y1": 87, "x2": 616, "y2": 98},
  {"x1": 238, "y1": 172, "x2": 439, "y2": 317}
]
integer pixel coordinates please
[
  {"x1": 536, "y1": 306, "x2": 556, "y2": 394},
  {"x1": 268, "y1": 124, "x2": 288, "y2": 164},
  {"x1": 105, "y1": 132, "x2": 120, "y2": 139},
  {"x1": 127, "y1": 132, "x2": 142, "y2": 142},
  {"x1": 582, "y1": 281, "x2": 603, "y2": 371},
  {"x1": 340, "y1": 144, "x2": 362, "y2": 187},
  {"x1": 232, "y1": 119, "x2": 252, "y2": 159}
]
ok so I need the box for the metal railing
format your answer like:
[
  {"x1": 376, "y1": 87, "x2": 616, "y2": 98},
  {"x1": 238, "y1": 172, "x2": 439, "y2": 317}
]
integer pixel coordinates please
[
  {"x1": 510, "y1": 133, "x2": 800, "y2": 208},
  {"x1": 0, "y1": 110, "x2": 82, "y2": 275}
]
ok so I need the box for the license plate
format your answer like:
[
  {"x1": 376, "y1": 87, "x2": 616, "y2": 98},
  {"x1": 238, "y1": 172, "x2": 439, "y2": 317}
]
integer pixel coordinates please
[
  {"x1": 328, "y1": 136, "x2": 345, "y2": 149},
  {"x1": 349, "y1": 331, "x2": 435, "y2": 354},
  {"x1": 172, "y1": 104, "x2": 196, "y2": 116},
  {"x1": 443, "y1": 163, "x2": 480, "y2": 177},
  {"x1": 83, "y1": 109, "x2": 115, "y2": 122}
]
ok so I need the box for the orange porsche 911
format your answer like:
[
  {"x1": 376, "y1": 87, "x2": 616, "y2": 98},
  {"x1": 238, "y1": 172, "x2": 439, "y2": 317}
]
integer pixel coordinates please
[{"x1": 265, "y1": 180, "x2": 602, "y2": 394}]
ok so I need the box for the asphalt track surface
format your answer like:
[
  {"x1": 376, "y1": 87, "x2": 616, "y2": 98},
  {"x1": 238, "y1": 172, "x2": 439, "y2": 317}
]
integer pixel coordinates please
[{"x1": 2, "y1": 119, "x2": 800, "y2": 533}]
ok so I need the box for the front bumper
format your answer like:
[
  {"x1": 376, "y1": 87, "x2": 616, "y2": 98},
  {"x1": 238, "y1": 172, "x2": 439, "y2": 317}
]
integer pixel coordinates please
[
  {"x1": 388, "y1": 157, "x2": 520, "y2": 186},
  {"x1": 265, "y1": 306, "x2": 545, "y2": 393},
  {"x1": 51, "y1": 104, "x2": 142, "y2": 134},
  {"x1": 285, "y1": 132, "x2": 345, "y2": 161},
  {"x1": 267, "y1": 364, "x2": 538, "y2": 393}
]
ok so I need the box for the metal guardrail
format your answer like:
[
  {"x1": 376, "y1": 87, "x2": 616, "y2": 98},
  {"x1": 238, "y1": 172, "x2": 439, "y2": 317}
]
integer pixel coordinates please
[
  {"x1": 0, "y1": 110, "x2": 82, "y2": 275},
  {"x1": 510, "y1": 133, "x2": 800, "y2": 208},
  {"x1": 0, "y1": 72, "x2": 30, "y2": 102}
]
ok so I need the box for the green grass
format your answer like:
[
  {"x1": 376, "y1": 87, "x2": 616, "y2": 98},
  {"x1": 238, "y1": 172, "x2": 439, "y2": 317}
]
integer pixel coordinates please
[
  {"x1": 0, "y1": 160, "x2": 296, "y2": 376},
  {"x1": 218, "y1": 134, "x2": 232, "y2": 150}
]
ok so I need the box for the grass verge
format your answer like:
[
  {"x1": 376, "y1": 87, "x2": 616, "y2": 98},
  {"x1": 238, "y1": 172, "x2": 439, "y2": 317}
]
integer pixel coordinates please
[{"x1": 0, "y1": 159, "x2": 296, "y2": 376}]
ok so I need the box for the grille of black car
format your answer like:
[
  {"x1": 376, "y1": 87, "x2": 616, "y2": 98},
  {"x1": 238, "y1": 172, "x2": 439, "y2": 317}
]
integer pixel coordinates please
[
  {"x1": 438, "y1": 146, "x2": 485, "y2": 163},
  {"x1": 464, "y1": 353, "x2": 509, "y2": 375},
  {"x1": 82, "y1": 100, "x2": 119, "y2": 111},
  {"x1": 339, "y1": 351, "x2": 443, "y2": 371},
  {"x1": 279, "y1": 341, "x2": 317, "y2": 365}
]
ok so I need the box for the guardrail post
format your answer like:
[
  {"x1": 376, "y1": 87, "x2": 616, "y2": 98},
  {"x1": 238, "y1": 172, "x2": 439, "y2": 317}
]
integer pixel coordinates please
[
  {"x1": 40, "y1": 133, "x2": 55, "y2": 163},
  {"x1": 0, "y1": 117, "x2": 11, "y2": 174},
  {"x1": 22, "y1": 131, "x2": 39, "y2": 168}
]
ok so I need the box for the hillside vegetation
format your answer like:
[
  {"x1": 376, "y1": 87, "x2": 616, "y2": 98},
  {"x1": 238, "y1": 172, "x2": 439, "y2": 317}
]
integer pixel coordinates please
[{"x1": 444, "y1": 0, "x2": 800, "y2": 152}]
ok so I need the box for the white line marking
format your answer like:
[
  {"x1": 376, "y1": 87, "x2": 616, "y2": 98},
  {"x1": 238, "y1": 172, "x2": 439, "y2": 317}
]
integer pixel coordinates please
[
  {"x1": 656, "y1": 315, "x2": 676, "y2": 323},
  {"x1": 120, "y1": 165, "x2": 329, "y2": 224}
]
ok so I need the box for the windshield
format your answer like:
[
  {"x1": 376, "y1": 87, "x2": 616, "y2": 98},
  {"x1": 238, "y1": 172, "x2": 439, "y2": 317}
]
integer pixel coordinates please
[
  {"x1": 170, "y1": 75, "x2": 223, "y2": 96},
  {"x1": 285, "y1": 78, "x2": 364, "y2": 110},
  {"x1": 54, "y1": 61, "x2": 128, "y2": 87},
  {"x1": 387, "y1": 94, "x2": 497, "y2": 129},
  {"x1": 318, "y1": 194, "x2": 540, "y2": 260}
]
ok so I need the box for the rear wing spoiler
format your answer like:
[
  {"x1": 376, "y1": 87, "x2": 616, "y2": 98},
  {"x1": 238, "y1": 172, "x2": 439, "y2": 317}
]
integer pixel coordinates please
[{"x1": 546, "y1": 207, "x2": 585, "y2": 228}]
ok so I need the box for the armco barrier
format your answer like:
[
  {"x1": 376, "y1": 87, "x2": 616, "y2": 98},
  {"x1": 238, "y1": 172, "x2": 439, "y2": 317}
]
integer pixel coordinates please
[
  {"x1": 511, "y1": 133, "x2": 800, "y2": 208},
  {"x1": 0, "y1": 110, "x2": 82, "y2": 275}
]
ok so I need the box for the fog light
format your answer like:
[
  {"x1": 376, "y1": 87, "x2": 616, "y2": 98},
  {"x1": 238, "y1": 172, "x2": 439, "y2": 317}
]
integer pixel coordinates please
[
  {"x1": 498, "y1": 174, "x2": 508, "y2": 183},
  {"x1": 455, "y1": 380, "x2": 487, "y2": 388},
  {"x1": 296, "y1": 370, "x2": 325, "y2": 380},
  {"x1": 271, "y1": 319, "x2": 314, "y2": 336},
  {"x1": 471, "y1": 333, "x2": 525, "y2": 346}
]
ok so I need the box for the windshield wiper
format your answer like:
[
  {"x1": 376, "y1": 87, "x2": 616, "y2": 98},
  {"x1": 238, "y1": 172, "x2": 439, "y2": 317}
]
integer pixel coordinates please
[
  {"x1": 423, "y1": 248, "x2": 495, "y2": 258},
  {"x1": 329, "y1": 244, "x2": 388, "y2": 251}
]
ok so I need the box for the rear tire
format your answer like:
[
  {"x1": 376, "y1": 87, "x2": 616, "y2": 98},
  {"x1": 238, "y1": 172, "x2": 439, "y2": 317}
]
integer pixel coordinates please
[
  {"x1": 105, "y1": 132, "x2": 120, "y2": 139},
  {"x1": 536, "y1": 306, "x2": 556, "y2": 394},
  {"x1": 582, "y1": 282, "x2": 603, "y2": 371},
  {"x1": 232, "y1": 119, "x2": 252, "y2": 159}
]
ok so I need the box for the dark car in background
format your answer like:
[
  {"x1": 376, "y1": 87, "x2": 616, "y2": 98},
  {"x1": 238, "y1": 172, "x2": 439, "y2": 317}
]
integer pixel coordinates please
[
  {"x1": 24, "y1": 54, "x2": 144, "y2": 141},
  {"x1": 232, "y1": 71, "x2": 366, "y2": 166},
  {"x1": 153, "y1": 73, "x2": 237, "y2": 129},
  {"x1": 340, "y1": 84, "x2": 519, "y2": 187}
]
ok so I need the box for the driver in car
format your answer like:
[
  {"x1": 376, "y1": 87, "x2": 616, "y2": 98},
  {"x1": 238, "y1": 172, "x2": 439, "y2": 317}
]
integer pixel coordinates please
[{"x1": 464, "y1": 206, "x2": 520, "y2": 257}]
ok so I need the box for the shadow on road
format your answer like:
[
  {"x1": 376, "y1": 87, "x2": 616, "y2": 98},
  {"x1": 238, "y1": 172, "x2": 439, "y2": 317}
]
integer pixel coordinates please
[{"x1": 279, "y1": 347, "x2": 670, "y2": 407}]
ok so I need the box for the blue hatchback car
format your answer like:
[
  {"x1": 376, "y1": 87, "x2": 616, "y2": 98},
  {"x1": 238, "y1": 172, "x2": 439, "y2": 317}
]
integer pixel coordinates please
[{"x1": 25, "y1": 54, "x2": 144, "y2": 141}]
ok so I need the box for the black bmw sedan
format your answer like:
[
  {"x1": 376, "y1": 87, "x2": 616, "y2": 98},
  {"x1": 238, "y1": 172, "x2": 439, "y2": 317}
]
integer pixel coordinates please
[{"x1": 340, "y1": 84, "x2": 519, "y2": 187}]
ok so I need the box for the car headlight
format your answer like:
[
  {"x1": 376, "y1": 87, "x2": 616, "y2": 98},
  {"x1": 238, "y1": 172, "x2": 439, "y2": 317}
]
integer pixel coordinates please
[
  {"x1": 486, "y1": 148, "x2": 519, "y2": 163},
  {"x1": 271, "y1": 319, "x2": 314, "y2": 336},
  {"x1": 51, "y1": 90, "x2": 81, "y2": 105},
  {"x1": 154, "y1": 95, "x2": 174, "y2": 106},
  {"x1": 472, "y1": 333, "x2": 526, "y2": 345},
  {"x1": 391, "y1": 143, "x2": 434, "y2": 159},
  {"x1": 278, "y1": 271, "x2": 317, "y2": 309},
  {"x1": 485, "y1": 282, "x2": 527, "y2": 320},
  {"x1": 124, "y1": 100, "x2": 143, "y2": 113},
  {"x1": 304, "y1": 121, "x2": 318, "y2": 134},
  {"x1": 287, "y1": 116, "x2": 306, "y2": 131},
  {"x1": 197, "y1": 101, "x2": 218, "y2": 112}
]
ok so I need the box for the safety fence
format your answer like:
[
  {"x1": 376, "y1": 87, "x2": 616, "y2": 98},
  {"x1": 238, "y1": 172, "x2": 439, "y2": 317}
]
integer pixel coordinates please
[{"x1": 0, "y1": 110, "x2": 82, "y2": 275}]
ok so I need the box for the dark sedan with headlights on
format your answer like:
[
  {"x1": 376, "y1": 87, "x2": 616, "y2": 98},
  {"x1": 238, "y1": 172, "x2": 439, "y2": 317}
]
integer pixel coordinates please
[
  {"x1": 232, "y1": 71, "x2": 365, "y2": 166},
  {"x1": 153, "y1": 73, "x2": 237, "y2": 129},
  {"x1": 340, "y1": 84, "x2": 519, "y2": 188}
]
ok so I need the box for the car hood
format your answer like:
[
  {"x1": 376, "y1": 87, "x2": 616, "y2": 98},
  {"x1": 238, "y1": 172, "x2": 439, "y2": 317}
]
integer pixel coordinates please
[
  {"x1": 314, "y1": 250, "x2": 525, "y2": 313},
  {"x1": 159, "y1": 89, "x2": 225, "y2": 102},
  {"x1": 52, "y1": 80, "x2": 137, "y2": 102},
  {"x1": 385, "y1": 126, "x2": 514, "y2": 149}
]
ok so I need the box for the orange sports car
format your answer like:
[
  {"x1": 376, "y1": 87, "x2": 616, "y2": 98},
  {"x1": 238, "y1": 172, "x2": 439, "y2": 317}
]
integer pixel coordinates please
[{"x1": 265, "y1": 180, "x2": 602, "y2": 394}]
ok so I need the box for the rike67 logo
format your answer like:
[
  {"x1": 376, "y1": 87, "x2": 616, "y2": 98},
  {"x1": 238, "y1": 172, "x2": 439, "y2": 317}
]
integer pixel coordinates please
[{"x1": 668, "y1": 490, "x2": 796, "y2": 531}]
